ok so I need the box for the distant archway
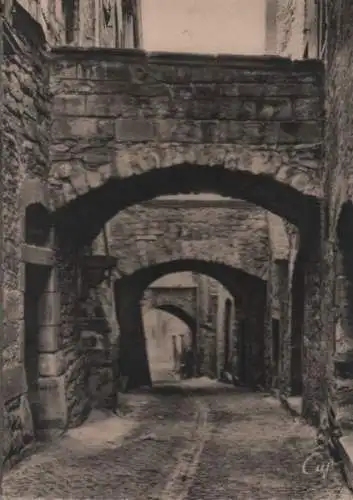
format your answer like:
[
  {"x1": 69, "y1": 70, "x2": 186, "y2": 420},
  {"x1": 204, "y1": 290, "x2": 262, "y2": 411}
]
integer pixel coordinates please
[
  {"x1": 114, "y1": 259, "x2": 267, "y2": 390},
  {"x1": 155, "y1": 304, "x2": 197, "y2": 336}
]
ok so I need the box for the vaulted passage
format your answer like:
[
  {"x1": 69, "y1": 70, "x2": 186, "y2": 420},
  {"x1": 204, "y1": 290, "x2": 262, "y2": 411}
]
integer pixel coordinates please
[
  {"x1": 113, "y1": 260, "x2": 267, "y2": 390},
  {"x1": 43, "y1": 50, "x2": 327, "y2": 434}
]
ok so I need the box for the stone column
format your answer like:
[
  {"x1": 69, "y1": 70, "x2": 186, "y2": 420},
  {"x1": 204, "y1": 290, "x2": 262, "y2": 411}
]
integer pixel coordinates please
[
  {"x1": 36, "y1": 267, "x2": 67, "y2": 435},
  {"x1": 115, "y1": 278, "x2": 151, "y2": 390}
]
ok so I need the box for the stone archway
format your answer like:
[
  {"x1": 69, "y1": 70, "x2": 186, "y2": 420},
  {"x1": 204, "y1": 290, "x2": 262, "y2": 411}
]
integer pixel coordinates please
[
  {"x1": 114, "y1": 260, "x2": 267, "y2": 391},
  {"x1": 155, "y1": 304, "x2": 197, "y2": 336},
  {"x1": 49, "y1": 122, "x2": 325, "y2": 428}
]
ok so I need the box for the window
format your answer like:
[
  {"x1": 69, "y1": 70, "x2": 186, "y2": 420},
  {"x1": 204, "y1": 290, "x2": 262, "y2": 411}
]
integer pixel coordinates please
[{"x1": 62, "y1": 0, "x2": 76, "y2": 44}]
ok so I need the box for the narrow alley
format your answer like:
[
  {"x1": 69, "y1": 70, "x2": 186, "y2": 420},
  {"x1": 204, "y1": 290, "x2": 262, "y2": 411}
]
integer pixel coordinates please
[{"x1": 3, "y1": 378, "x2": 350, "y2": 500}]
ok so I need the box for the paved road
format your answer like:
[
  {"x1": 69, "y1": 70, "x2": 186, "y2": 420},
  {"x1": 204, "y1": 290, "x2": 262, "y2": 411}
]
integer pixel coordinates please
[{"x1": 3, "y1": 378, "x2": 351, "y2": 499}]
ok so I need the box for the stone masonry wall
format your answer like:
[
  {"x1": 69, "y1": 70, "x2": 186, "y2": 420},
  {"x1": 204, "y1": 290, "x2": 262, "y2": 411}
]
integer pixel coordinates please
[
  {"x1": 48, "y1": 49, "x2": 323, "y2": 229},
  {"x1": 323, "y1": 0, "x2": 353, "y2": 434},
  {"x1": 144, "y1": 287, "x2": 197, "y2": 321},
  {"x1": 106, "y1": 199, "x2": 269, "y2": 279},
  {"x1": 87, "y1": 198, "x2": 269, "y2": 397},
  {"x1": 3, "y1": 13, "x2": 51, "y2": 467}
]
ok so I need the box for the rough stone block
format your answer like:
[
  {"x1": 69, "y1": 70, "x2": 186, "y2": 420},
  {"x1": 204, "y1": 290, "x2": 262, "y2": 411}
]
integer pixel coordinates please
[
  {"x1": 21, "y1": 245, "x2": 54, "y2": 266},
  {"x1": 87, "y1": 366, "x2": 114, "y2": 409},
  {"x1": 39, "y1": 351, "x2": 66, "y2": 377},
  {"x1": 37, "y1": 375, "x2": 67, "y2": 427},
  {"x1": 18, "y1": 262, "x2": 26, "y2": 292},
  {"x1": 85, "y1": 94, "x2": 132, "y2": 116},
  {"x1": 51, "y1": 61, "x2": 77, "y2": 79},
  {"x1": 4, "y1": 320, "x2": 21, "y2": 350},
  {"x1": 115, "y1": 118, "x2": 155, "y2": 142},
  {"x1": 216, "y1": 100, "x2": 245, "y2": 120},
  {"x1": 257, "y1": 99, "x2": 293, "y2": 120},
  {"x1": 3, "y1": 365, "x2": 27, "y2": 403},
  {"x1": 4, "y1": 289, "x2": 24, "y2": 321},
  {"x1": 294, "y1": 98, "x2": 322, "y2": 120},
  {"x1": 292, "y1": 121, "x2": 323, "y2": 144},
  {"x1": 215, "y1": 121, "x2": 242, "y2": 142},
  {"x1": 19, "y1": 395, "x2": 34, "y2": 444},
  {"x1": 52, "y1": 117, "x2": 115, "y2": 139},
  {"x1": 53, "y1": 94, "x2": 86, "y2": 115},
  {"x1": 38, "y1": 324, "x2": 61, "y2": 352},
  {"x1": 241, "y1": 123, "x2": 265, "y2": 144}
]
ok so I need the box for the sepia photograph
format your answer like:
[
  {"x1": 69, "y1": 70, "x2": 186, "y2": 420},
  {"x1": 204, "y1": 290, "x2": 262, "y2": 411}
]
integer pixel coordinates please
[{"x1": 1, "y1": 0, "x2": 353, "y2": 498}]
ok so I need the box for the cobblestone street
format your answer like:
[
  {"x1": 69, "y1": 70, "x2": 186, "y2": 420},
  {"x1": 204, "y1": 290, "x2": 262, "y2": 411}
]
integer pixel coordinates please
[{"x1": 3, "y1": 379, "x2": 351, "y2": 499}]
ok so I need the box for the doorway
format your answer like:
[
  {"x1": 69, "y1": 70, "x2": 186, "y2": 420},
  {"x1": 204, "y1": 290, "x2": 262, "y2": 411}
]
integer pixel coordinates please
[{"x1": 24, "y1": 263, "x2": 50, "y2": 436}]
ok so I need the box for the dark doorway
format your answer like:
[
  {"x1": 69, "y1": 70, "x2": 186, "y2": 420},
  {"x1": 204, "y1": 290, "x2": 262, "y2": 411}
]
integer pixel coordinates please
[
  {"x1": 272, "y1": 318, "x2": 280, "y2": 386},
  {"x1": 25, "y1": 203, "x2": 52, "y2": 247},
  {"x1": 291, "y1": 254, "x2": 305, "y2": 396},
  {"x1": 223, "y1": 299, "x2": 232, "y2": 371},
  {"x1": 24, "y1": 263, "x2": 50, "y2": 436}
]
